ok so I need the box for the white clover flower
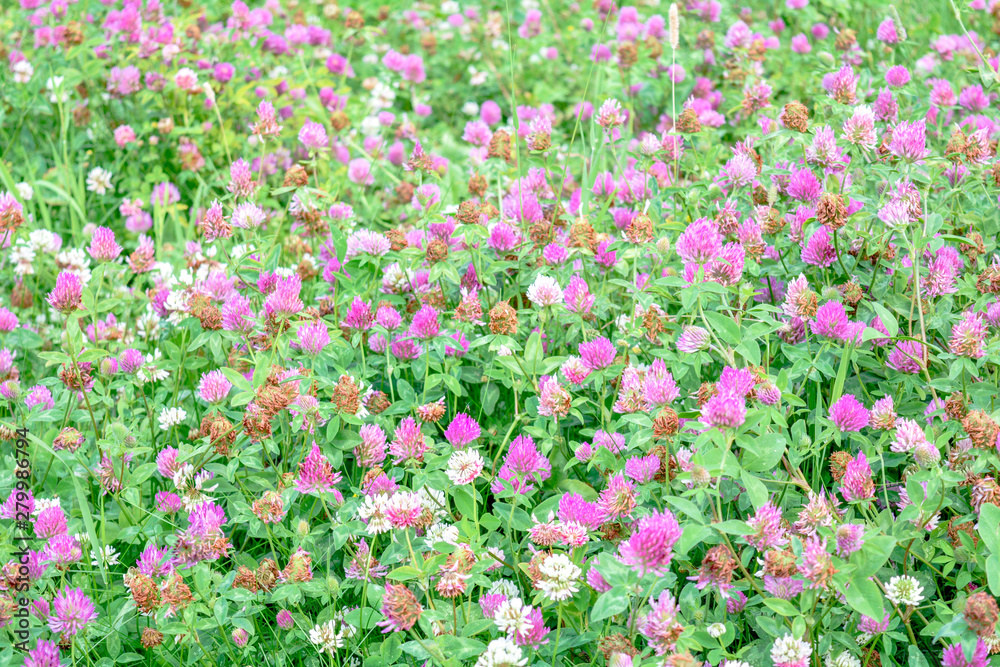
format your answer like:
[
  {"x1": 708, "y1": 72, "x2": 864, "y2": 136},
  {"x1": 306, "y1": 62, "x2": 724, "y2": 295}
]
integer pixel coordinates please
[
  {"x1": 446, "y1": 449, "x2": 485, "y2": 485},
  {"x1": 91, "y1": 545, "x2": 120, "y2": 567},
  {"x1": 707, "y1": 622, "x2": 726, "y2": 638},
  {"x1": 474, "y1": 638, "x2": 527, "y2": 667},
  {"x1": 12, "y1": 60, "x2": 33, "y2": 84},
  {"x1": 488, "y1": 579, "x2": 519, "y2": 599},
  {"x1": 425, "y1": 522, "x2": 459, "y2": 546},
  {"x1": 416, "y1": 486, "x2": 448, "y2": 520},
  {"x1": 535, "y1": 553, "x2": 581, "y2": 602},
  {"x1": 493, "y1": 597, "x2": 533, "y2": 636},
  {"x1": 884, "y1": 575, "x2": 924, "y2": 607},
  {"x1": 358, "y1": 495, "x2": 391, "y2": 535},
  {"x1": 309, "y1": 619, "x2": 345, "y2": 653},
  {"x1": 86, "y1": 167, "x2": 114, "y2": 195},
  {"x1": 825, "y1": 650, "x2": 861, "y2": 667},
  {"x1": 45, "y1": 76, "x2": 69, "y2": 103},
  {"x1": 138, "y1": 349, "x2": 169, "y2": 383},
  {"x1": 771, "y1": 634, "x2": 811, "y2": 665},
  {"x1": 32, "y1": 497, "x2": 62, "y2": 516},
  {"x1": 15, "y1": 182, "x2": 33, "y2": 200},
  {"x1": 158, "y1": 407, "x2": 187, "y2": 430}
]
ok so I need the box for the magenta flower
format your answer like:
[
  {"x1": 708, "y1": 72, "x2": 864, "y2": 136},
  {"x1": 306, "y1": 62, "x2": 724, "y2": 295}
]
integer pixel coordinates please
[
  {"x1": 835, "y1": 523, "x2": 865, "y2": 557},
  {"x1": 942, "y1": 640, "x2": 989, "y2": 667},
  {"x1": 296, "y1": 443, "x2": 342, "y2": 495},
  {"x1": 800, "y1": 227, "x2": 837, "y2": 267},
  {"x1": 876, "y1": 17, "x2": 901, "y2": 43},
  {"x1": 701, "y1": 392, "x2": 746, "y2": 429},
  {"x1": 644, "y1": 359, "x2": 679, "y2": 406},
  {"x1": 296, "y1": 321, "x2": 331, "y2": 357},
  {"x1": 625, "y1": 454, "x2": 661, "y2": 483},
  {"x1": 884, "y1": 65, "x2": 910, "y2": 87},
  {"x1": 950, "y1": 311, "x2": 987, "y2": 359},
  {"x1": 598, "y1": 473, "x2": 637, "y2": 521},
  {"x1": 676, "y1": 218, "x2": 722, "y2": 264},
  {"x1": 263, "y1": 275, "x2": 303, "y2": 317},
  {"x1": 409, "y1": 304, "x2": 440, "y2": 339},
  {"x1": 578, "y1": 337, "x2": 617, "y2": 370},
  {"x1": 47, "y1": 271, "x2": 83, "y2": 314},
  {"x1": 888, "y1": 120, "x2": 929, "y2": 162},
  {"x1": 389, "y1": 417, "x2": 428, "y2": 464},
  {"x1": 828, "y1": 394, "x2": 869, "y2": 432},
  {"x1": 640, "y1": 591, "x2": 683, "y2": 655},
  {"x1": 228, "y1": 158, "x2": 256, "y2": 198},
  {"x1": 23, "y1": 639, "x2": 62, "y2": 667},
  {"x1": 88, "y1": 226, "x2": 122, "y2": 262},
  {"x1": 197, "y1": 369, "x2": 232, "y2": 405},
  {"x1": 48, "y1": 586, "x2": 97, "y2": 636},
  {"x1": 221, "y1": 295, "x2": 255, "y2": 333},
  {"x1": 887, "y1": 339, "x2": 925, "y2": 374},
  {"x1": 298, "y1": 120, "x2": 328, "y2": 150},
  {"x1": 443, "y1": 412, "x2": 481, "y2": 449},
  {"x1": 618, "y1": 509, "x2": 682, "y2": 576},
  {"x1": 840, "y1": 451, "x2": 875, "y2": 502},
  {"x1": 491, "y1": 434, "x2": 551, "y2": 494},
  {"x1": 746, "y1": 501, "x2": 787, "y2": 550}
]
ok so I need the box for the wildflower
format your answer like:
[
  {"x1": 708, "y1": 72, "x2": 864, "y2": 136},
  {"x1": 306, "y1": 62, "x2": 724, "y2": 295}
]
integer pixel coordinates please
[
  {"x1": 493, "y1": 597, "x2": 533, "y2": 636},
  {"x1": 197, "y1": 370, "x2": 232, "y2": 405},
  {"x1": 596, "y1": 99, "x2": 625, "y2": 128},
  {"x1": 158, "y1": 407, "x2": 187, "y2": 430},
  {"x1": 298, "y1": 121, "x2": 328, "y2": 151},
  {"x1": 447, "y1": 450, "x2": 485, "y2": 485},
  {"x1": 527, "y1": 275, "x2": 562, "y2": 307},
  {"x1": 887, "y1": 340, "x2": 925, "y2": 374},
  {"x1": 676, "y1": 218, "x2": 722, "y2": 264},
  {"x1": 474, "y1": 638, "x2": 527, "y2": 667},
  {"x1": 965, "y1": 592, "x2": 999, "y2": 639},
  {"x1": 538, "y1": 377, "x2": 571, "y2": 418},
  {"x1": 888, "y1": 120, "x2": 929, "y2": 162},
  {"x1": 640, "y1": 591, "x2": 684, "y2": 655},
  {"x1": 941, "y1": 640, "x2": 989, "y2": 667},
  {"x1": 88, "y1": 227, "x2": 122, "y2": 261},
  {"x1": 618, "y1": 509, "x2": 682, "y2": 575},
  {"x1": 47, "y1": 271, "x2": 83, "y2": 313},
  {"x1": 950, "y1": 311, "x2": 987, "y2": 358},
  {"x1": 492, "y1": 435, "x2": 551, "y2": 494},
  {"x1": 296, "y1": 443, "x2": 342, "y2": 495},
  {"x1": 884, "y1": 575, "x2": 924, "y2": 606},
  {"x1": 48, "y1": 586, "x2": 98, "y2": 636},
  {"x1": 579, "y1": 337, "x2": 617, "y2": 370},
  {"x1": 701, "y1": 392, "x2": 746, "y2": 429},
  {"x1": 389, "y1": 417, "x2": 428, "y2": 464},
  {"x1": 771, "y1": 634, "x2": 811, "y2": 667},
  {"x1": 444, "y1": 413, "x2": 481, "y2": 448},
  {"x1": 828, "y1": 395, "x2": 869, "y2": 432},
  {"x1": 840, "y1": 452, "x2": 874, "y2": 502},
  {"x1": 86, "y1": 167, "x2": 114, "y2": 195},
  {"x1": 377, "y1": 584, "x2": 422, "y2": 633},
  {"x1": 677, "y1": 326, "x2": 710, "y2": 353},
  {"x1": 843, "y1": 105, "x2": 877, "y2": 150},
  {"x1": 835, "y1": 523, "x2": 865, "y2": 557}
]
